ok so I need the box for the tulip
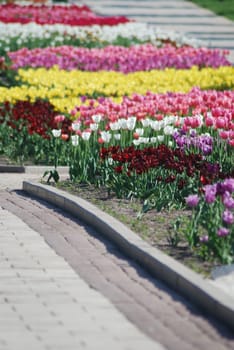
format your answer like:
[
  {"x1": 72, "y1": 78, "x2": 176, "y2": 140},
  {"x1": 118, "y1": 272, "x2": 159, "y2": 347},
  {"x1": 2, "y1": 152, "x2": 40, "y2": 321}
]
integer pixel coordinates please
[
  {"x1": 100, "y1": 131, "x2": 111, "y2": 143},
  {"x1": 71, "y1": 122, "x2": 81, "y2": 131},
  {"x1": 92, "y1": 114, "x2": 102, "y2": 123},
  {"x1": 81, "y1": 131, "x2": 91, "y2": 141},
  {"x1": 217, "y1": 227, "x2": 229, "y2": 237},
  {"x1": 54, "y1": 114, "x2": 65, "y2": 123},
  {"x1": 71, "y1": 135, "x2": 79, "y2": 146},
  {"x1": 52, "y1": 129, "x2": 61, "y2": 138}
]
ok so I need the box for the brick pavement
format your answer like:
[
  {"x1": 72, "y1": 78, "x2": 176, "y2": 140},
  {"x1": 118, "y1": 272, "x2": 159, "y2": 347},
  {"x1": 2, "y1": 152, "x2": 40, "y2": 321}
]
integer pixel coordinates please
[
  {"x1": 0, "y1": 195, "x2": 163, "y2": 350},
  {"x1": 0, "y1": 186, "x2": 234, "y2": 350}
]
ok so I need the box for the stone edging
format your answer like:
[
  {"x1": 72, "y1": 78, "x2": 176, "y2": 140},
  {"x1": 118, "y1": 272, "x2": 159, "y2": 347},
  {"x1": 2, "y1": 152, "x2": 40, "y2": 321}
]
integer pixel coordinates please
[
  {"x1": 0, "y1": 165, "x2": 25, "y2": 173},
  {"x1": 24, "y1": 166, "x2": 69, "y2": 175},
  {"x1": 23, "y1": 180, "x2": 234, "y2": 331},
  {"x1": 0, "y1": 165, "x2": 69, "y2": 174}
]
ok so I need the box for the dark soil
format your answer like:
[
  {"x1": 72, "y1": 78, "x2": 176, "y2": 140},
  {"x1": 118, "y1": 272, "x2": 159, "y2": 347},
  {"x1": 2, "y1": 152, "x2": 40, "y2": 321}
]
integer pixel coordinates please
[{"x1": 56, "y1": 180, "x2": 222, "y2": 277}]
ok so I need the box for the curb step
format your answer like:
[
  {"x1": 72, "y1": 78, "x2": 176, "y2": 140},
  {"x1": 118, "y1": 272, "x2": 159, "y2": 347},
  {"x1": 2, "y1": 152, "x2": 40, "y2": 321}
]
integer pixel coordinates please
[
  {"x1": 23, "y1": 180, "x2": 234, "y2": 332},
  {"x1": 0, "y1": 165, "x2": 69, "y2": 175},
  {"x1": 0, "y1": 165, "x2": 25, "y2": 173}
]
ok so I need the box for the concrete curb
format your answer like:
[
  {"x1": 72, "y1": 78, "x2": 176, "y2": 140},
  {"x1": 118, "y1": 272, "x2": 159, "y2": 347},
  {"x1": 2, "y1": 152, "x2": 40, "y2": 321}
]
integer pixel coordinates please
[
  {"x1": 24, "y1": 166, "x2": 69, "y2": 175},
  {"x1": 0, "y1": 165, "x2": 69, "y2": 175},
  {"x1": 23, "y1": 180, "x2": 234, "y2": 331},
  {"x1": 0, "y1": 165, "x2": 25, "y2": 173}
]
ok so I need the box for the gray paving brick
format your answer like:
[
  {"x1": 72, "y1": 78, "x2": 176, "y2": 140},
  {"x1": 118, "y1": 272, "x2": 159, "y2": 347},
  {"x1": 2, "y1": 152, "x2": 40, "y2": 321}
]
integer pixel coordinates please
[
  {"x1": 0, "y1": 204, "x2": 163, "y2": 350},
  {"x1": 1, "y1": 186, "x2": 234, "y2": 349}
]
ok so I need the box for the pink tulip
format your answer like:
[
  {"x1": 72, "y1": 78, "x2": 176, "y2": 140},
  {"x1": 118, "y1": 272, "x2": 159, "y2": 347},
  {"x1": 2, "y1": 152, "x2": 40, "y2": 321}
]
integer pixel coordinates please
[
  {"x1": 215, "y1": 117, "x2": 227, "y2": 129},
  {"x1": 219, "y1": 130, "x2": 229, "y2": 140},
  {"x1": 54, "y1": 114, "x2": 65, "y2": 123},
  {"x1": 205, "y1": 116, "x2": 214, "y2": 127}
]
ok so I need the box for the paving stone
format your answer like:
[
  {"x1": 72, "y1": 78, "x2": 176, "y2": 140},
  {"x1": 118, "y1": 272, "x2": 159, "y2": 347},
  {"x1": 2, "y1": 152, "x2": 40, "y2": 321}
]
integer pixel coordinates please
[
  {"x1": 0, "y1": 203, "x2": 163, "y2": 350},
  {"x1": 1, "y1": 187, "x2": 234, "y2": 349}
]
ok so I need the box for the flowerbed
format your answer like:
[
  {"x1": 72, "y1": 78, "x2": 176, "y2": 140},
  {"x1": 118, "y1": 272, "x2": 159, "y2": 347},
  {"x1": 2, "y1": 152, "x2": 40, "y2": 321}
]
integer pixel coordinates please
[
  {"x1": 7, "y1": 45, "x2": 231, "y2": 71},
  {"x1": 0, "y1": 3, "x2": 130, "y2": 26},
  {"x1": 1, "y1": 66, "x2": 234, "y2": 112},
  {"x1": 0, "y1": 1, "x2": 233, "y2": 266}
]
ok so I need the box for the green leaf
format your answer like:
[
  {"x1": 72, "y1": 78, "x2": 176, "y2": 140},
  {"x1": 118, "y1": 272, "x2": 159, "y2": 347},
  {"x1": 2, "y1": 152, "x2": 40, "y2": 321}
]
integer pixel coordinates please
[
  {"x1": 52, "y1": 169, "x2": 60, "y2": 183},
  {"x1": 43, "y1": 170, "x2": 50, "y2": 178},
  {"x1": 43, "y1": 169, "x2": 60, "y2": 183}
]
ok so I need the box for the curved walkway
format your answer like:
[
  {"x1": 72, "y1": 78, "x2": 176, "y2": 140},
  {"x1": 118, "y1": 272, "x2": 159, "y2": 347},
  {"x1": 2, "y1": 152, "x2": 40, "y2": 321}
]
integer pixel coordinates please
[
  {"x1": 0, "y1": 195, "x2": 160, "y2": 350},
  {"x1": 0, "y1": 171, "x2": 234, "y2": 349},
  {"x1": 81, "y1": 0, "x2": 234, "y2": 63}
]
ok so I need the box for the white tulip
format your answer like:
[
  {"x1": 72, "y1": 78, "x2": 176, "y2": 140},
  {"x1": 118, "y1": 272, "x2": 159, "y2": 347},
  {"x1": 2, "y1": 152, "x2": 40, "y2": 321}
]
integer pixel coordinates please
[
  {"x1": 164, "y1": 115, "x2": 175, "y2": 125},
  {"x1": 100, "y1": 131, "x2": 111, "y2": 143},
  {"x1": 81, "y1": 131, "x2": 91, "y2": 141},
  {"x1": 109, "y1": 121, "x2": 120, "y2": 131},
  {"x1": 150, "y1": 137, "x2": 157, "y2": 143},
  {"x1": 139, "y1": 137, "x2": 149, "y2": 144},
  {"x1": 90, "y1": 123, "x2": 98, "y2": 131},
  {"x1": 108, "y1": 158, "x2": 113, "y2": 165},
  {"x1": 141, "y1": 118, "x2": 151, "y2": 128},
  {"x1": 118, "y1": 118, "x2": 127, "y2": 129},
  {"x1": 52, "y1": 129, "x2": 61, "y2": 138},
  {"x1": 157, "y1": 135, "x2": 165, "y2": 142},
  {"x1": 71, "y1": 135, "x2": 79, "y2": 146},
  {"x1": 92, "y1": 114, "x2": 102, "y2": 123},
  {"x1": 71, "y1": 122, "x2": 81, "y2": 131},
  {"x1": 126, "y1": 116, "x2": 136, "y2": 130},
  {"x1": 133, "y1": 139, "x2": 141, "y2": 146},
  {"x1": 135, "y1": 128, "x2": 144, "y2": 136},
  {"x1": 164, "y1": 125, "x2": 175, "y2": 135},
  {"x1": 150, "y1": 121, "x2": 162, "y2": 131}
]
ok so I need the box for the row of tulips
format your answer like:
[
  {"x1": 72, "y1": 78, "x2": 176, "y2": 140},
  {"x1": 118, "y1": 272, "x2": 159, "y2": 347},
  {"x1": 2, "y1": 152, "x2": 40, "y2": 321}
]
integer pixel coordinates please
[
  {"x1": 52, "y1": 112, "x2": 234, "y2": 263},
  {"x1": 1, "y1": 97, "x2": 233, "y2": 186},
  {"x1": 51, "y1": 112, "x2": 234, "y2": 263},
  {"x1": 1, "y1": 88, "x2": 234, "y2": 135},
  {"x1": 0, "y1": 1, "x2": 233, "y2": 264},
  {"x1": 1, "y1": 66, "x2": 234, "y2": 113},
  {"x1": 0, "y1": 21, "x2": 203, "y2": 59},
  {"x1": 1, "y1": 96, "x2": 233, "y2": 147},
  {"x1": 7, "y1": 44, "x2": 231, "y2": 71},
  {"x1": 0, "y1": 3, "x2": 130, "y2": 26}
]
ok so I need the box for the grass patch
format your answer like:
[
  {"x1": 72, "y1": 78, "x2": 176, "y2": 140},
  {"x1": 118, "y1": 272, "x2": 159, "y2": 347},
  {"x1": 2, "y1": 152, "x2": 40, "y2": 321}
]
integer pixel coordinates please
[{"x1": 189, "y1": 0, "x2": 234, "y2": 21}]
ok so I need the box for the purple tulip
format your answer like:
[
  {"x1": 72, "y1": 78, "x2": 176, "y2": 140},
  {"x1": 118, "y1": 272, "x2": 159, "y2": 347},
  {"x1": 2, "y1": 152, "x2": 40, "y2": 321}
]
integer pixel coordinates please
[
  {"x1": 223, "y1": 192, "x2": 234, "y2": 210},
  {"x1": 222, "y1": 178, "x2": 234, "y2": 193},
  {"x1": 174, "y1": 129, "x2": 213, "y2": 155},
  {"x1": 217, "y1": 227, "x2": 230, "y2": 237},
  {"x1": 204, "y1": 184, "x2": 217, "y2": 204},
  {"x1": 185, "y1": 194, "x2": 200, "y2": 207},
  {"x1": 222, "y1": 210, "x2": 234, "y2": 225}
]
